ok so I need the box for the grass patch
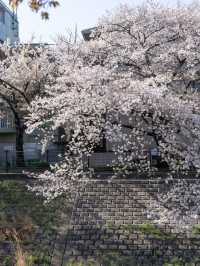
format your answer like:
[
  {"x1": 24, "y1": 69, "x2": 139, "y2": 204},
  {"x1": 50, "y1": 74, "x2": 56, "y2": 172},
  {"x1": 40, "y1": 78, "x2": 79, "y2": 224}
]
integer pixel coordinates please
[
  {"x1": 65, "y1": 254, "x2": 139, "y2": 266},
  {"x1": 192, "y1": 224, "x2": 200, "y2": 235},
  {"x1": 66, "y1": 254, "x2": 200, "y2": 266},
  {"x1": 0, "y1": 180, "x2": 72, "y2": 266},
  {"x1": 106, "y1": 222, "x2": 176, "y2": 240}
]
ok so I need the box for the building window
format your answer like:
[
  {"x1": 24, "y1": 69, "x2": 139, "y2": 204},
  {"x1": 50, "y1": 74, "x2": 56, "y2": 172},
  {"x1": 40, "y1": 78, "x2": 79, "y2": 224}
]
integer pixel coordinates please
[
  {"x1": 149, "y1": 148, "x2": 159, "y2": 166},
  {"x1": 0, "y1": 7, "x2": 5, "y2": 24}
]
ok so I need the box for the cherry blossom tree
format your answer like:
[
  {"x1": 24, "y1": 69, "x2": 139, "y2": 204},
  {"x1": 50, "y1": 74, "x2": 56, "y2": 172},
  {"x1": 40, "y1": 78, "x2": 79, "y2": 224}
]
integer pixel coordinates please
[
  {"x1": 27, "y1": 2, "x2": 200, "y2": 229},
  {"x1": 0, "y1": 43, "x2": 55, "y2": 166},
  {"x1": 147, "y1": 179, "x2": 200, "y2": 231}
]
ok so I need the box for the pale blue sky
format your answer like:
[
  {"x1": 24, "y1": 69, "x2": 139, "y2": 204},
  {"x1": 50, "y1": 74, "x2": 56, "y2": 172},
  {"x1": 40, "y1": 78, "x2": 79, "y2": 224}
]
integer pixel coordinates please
[{"x1": 4, "y1": 0, "x2": 192, "y2": 43}]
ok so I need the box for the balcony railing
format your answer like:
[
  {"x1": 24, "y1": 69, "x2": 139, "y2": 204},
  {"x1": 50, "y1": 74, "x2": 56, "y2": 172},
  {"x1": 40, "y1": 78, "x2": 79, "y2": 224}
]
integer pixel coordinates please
[{"x1": 0, "y1": 118, "x2": 15, "y2": 132}]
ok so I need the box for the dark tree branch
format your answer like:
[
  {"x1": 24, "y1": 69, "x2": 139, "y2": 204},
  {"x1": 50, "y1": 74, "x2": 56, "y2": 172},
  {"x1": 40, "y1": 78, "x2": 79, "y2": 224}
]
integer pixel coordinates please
[{"x1": 0, "y1": 78, "x2": 30, "y2": 105}]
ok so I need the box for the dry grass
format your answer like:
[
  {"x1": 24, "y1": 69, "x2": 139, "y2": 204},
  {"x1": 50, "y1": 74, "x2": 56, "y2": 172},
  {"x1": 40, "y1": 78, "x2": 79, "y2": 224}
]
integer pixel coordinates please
[
  {"x1": 13, "y1": 230, "x2": 27, "y2": 266},
  {"x1": 1, "y1": 228, "x2": 33, "y2": 266}
]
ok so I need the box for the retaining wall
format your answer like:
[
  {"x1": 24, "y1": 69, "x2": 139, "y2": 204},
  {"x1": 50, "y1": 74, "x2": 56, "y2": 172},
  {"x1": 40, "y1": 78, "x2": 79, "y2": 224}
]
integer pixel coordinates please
[{"x1": 63, "y1": 178, "x2": 200, "y2": 265}]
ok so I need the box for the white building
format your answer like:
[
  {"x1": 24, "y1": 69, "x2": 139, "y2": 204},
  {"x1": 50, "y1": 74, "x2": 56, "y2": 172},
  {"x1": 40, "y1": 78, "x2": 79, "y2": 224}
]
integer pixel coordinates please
[{"x1": 0, "y1": 0, "x2": 19, "y2": 44}]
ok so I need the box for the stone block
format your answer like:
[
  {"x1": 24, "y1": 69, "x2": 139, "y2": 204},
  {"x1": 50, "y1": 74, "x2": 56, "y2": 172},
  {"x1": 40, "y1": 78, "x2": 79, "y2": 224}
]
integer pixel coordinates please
[
  {"x1": 119, "y1": 245, "x2": 127, "y2": 250},
  {"x1": 99, "y1": 244, "x2": 108, "y2": 250},
  {"x1": 109, "y1": 244, "x2": 118, "y2": 249}
]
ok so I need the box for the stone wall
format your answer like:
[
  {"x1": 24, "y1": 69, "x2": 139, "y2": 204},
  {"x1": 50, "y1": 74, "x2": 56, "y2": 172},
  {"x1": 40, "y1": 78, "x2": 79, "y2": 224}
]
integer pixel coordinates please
[{"x1": 63, "y1": 178, "x2": 200, "y2": 265}]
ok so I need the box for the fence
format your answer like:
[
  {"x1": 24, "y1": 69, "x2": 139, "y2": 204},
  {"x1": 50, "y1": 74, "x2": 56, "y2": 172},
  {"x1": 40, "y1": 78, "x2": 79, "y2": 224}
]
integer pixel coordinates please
[
  {"x1": 0, "y1": 148, "x2": 64, "y2": 172},
  {"x1": 0, "y1": 149, "x2": 161, "y2": 173},
  {"x1": 0, "y1": 150, "x2": 118, "y2": 172}
]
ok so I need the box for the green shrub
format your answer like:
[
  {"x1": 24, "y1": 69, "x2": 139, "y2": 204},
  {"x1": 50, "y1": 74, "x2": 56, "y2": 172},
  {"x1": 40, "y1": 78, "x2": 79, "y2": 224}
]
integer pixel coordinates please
[{"x1": 192, "y1": 224, "x2": 200, "y2": 235}]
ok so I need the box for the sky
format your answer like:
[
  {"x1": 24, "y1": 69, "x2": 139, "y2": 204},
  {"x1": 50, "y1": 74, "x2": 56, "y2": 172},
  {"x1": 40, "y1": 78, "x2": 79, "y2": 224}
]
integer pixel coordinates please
[{"x1": 4, "y1": 0, "x2": 192, "y2": 43}]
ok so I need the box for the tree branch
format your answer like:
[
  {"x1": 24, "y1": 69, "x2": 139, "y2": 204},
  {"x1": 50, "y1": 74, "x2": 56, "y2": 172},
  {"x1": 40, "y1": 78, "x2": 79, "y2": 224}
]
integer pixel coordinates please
[{"x1": 0, "y1": 78, "x2": 30, "y2": 105}]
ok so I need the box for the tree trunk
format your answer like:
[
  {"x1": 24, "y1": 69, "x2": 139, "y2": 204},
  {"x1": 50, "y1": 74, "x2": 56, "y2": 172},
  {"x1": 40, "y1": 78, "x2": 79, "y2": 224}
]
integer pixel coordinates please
[{"x1": 15, "y1": 122, "x2": 25, "y2": 167}]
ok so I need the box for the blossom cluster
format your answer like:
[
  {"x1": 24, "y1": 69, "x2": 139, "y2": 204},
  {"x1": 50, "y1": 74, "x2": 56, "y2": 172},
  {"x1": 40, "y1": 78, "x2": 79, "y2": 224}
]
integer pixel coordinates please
[{"x1": 25, "y1": 2, "x2": 200, "y2": 229}]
